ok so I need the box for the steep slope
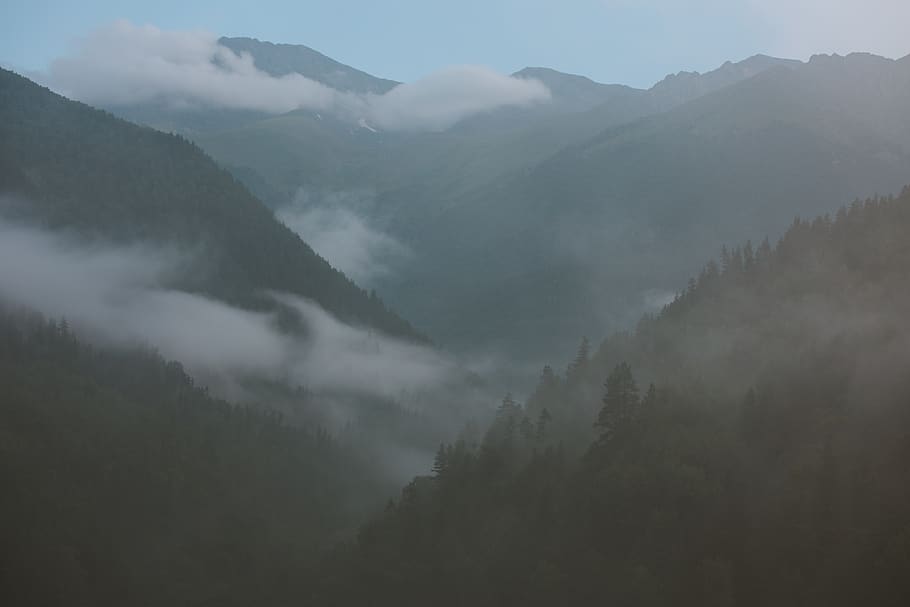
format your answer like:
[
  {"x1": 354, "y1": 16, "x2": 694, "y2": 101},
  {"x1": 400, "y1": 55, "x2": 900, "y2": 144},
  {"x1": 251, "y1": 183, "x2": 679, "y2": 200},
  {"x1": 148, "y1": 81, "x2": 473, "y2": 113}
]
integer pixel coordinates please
[
  {"x1": 317, "y1": 188, "x2": 910, "y2": 607},
  {"x1": 0, "y1": 68, "x2": 423, "y2": 341}
]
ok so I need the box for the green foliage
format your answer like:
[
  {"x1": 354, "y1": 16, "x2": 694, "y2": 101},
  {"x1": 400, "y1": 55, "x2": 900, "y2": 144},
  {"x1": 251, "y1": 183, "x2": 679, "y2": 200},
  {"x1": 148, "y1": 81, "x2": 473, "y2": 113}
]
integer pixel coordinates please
[{"x1": 594, "y1": 361, "x2": 640, "y2": 443}]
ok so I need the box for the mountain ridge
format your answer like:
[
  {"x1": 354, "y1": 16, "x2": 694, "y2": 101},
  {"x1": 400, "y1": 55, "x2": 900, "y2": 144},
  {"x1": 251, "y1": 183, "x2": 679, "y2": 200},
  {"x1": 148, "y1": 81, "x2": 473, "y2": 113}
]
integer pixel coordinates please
[{"x1": 0, "y1": 67, "x2": 425, "y2": 342}]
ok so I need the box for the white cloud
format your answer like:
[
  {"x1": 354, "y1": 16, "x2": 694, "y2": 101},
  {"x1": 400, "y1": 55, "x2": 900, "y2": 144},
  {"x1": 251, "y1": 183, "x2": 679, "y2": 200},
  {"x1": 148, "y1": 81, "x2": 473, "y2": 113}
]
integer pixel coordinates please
[
  {"x1": 46, "y1": 20, "x2": 340, "y2": 113},
  {"x1": 367, "y1": 65, "x2": 550, "y2": 131},
  {"x1": 43, "y1": 20, "x2": 550, "y2": 131}
]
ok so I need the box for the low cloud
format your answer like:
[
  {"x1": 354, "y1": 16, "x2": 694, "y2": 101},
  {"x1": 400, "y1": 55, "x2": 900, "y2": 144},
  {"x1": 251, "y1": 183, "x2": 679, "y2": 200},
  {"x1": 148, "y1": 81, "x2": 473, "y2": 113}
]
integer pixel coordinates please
[
  {"x1": 0, "y1": 217, "x2": 451, "y2": 401},
  {"x1": 46, "y1": 21, "x2": 340, "y2": 114},
  {"x1": 367, "y1": 65, "x2": 550, "y2": 131},
  {"x1": 43, "y1": 20, "x2": 550, "y2": 132},
  {"x1": 277, "y1": 190, "x2": 409, "y2": 285}
]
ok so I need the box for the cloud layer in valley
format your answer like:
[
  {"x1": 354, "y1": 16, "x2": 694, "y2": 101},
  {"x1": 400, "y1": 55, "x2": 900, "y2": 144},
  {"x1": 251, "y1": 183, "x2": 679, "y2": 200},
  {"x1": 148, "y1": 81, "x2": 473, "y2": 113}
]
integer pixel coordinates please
[
  {"x1": 43, "y1": 20, "x2": 550, "y2": 131},
  {"x1": 0, "y1": 217, "x2": 452, "y2": 401}
]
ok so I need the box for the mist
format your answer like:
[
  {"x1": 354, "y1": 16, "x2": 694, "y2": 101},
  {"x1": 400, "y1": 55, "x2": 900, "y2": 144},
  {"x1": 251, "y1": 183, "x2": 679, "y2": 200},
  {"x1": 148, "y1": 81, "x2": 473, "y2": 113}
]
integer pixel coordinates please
[
  {"x1": 277, "y1": 189, "x2": 410, "y2": 286},
  {"x1": 0, "y1": 216, "x2": 454, "y2": 403}
]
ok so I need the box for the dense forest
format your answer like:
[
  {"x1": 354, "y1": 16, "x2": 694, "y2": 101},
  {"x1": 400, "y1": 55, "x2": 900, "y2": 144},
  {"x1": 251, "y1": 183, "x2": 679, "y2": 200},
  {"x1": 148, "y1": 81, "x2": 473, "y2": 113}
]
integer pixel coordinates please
[
  {"x1": 0, "y1": 67, "x2": 422, "y2": 341},
  {"x1": 313, "y1": 189, "x2": 910, "y2": 606},
  {"x1": 0, "y1": 306, "x2": 396, "y2": 606}
]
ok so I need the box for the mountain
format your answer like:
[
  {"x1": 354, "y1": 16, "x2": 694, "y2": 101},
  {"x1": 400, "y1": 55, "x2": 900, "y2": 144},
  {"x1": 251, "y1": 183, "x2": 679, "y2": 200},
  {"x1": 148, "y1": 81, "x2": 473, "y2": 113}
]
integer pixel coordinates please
[
  {"x1": 219, "y1": 36, "x2": 399, "y2": 94},
  {"x1": 95, "y1": 44, "x2": 910, "y2": 366},
  {"x1": 0, "y1": 68, "x2": 423, "y2": 342},
  {"x1": 105, "y1": 37, "x2": 399, "y2": 135},
  {"x1": 648, "y1": 53, "x2": 802, "y2": 109},
  {"x1": 315, "y1": 188, "x2": 910, "y2": 607},
  {"x1": 196, "y1": 53, "x2": 796, "y2": 202},
  {"x1": 371, "y1": 52, "x2": 910, "y2": 360},
  {"x1": 512, "y1": 67, "x2": 636, "y2": 112}
]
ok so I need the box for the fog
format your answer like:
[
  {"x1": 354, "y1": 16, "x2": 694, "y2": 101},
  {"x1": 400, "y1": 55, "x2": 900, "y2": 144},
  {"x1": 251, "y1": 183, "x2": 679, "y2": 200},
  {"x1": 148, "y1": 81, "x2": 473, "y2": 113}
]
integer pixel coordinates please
[
  {"x1": 277, "y1": 189, "x2": 410, "y2": 286},
  {"x1": 0, "y1": 217, "x2": 455, "y2": 403},
  {"x1": 43, "y1": 20, "x2": 550, "y2": 132}
]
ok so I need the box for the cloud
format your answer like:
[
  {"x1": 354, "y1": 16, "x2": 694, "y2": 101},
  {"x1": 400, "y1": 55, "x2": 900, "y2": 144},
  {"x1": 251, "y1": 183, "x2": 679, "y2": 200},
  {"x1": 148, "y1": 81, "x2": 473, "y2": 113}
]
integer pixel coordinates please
[
  {"x1": 367, "y1": 65, "x2": 550, "y2": 131},
  {"x1": 277, "y1": 190, "x2": 409, "y2": 285},
  {"x1": 46, "y1": 20, "x2": 340, "y2": 114},
  {"x1": 0, "y1": 216, "x2": 451, "y2": 401},
  {"x1": 43, "y1": 20, "x2": 550, "y2": 131}
]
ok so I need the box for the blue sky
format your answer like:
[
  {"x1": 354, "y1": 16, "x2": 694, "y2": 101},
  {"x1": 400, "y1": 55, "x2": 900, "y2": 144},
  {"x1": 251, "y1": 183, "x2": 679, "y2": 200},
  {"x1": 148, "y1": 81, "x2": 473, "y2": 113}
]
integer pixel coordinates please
[{"x1": 3, "y1": 0, "x2": 910, "y2": 88}]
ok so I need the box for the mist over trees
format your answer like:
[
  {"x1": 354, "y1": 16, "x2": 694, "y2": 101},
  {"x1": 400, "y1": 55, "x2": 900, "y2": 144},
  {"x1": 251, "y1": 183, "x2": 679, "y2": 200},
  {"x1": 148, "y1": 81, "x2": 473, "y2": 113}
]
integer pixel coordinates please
[
  {"x1": 2, "y1": 21, "x2": 910, "y2": 607},
  {"x1": 315, "y1": 190, "x2": 910, "y2": 606}
]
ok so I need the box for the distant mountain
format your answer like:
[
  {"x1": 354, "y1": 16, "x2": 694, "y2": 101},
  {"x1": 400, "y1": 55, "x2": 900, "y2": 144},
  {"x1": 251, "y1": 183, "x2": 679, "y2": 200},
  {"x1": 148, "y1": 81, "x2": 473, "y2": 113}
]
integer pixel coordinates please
[
  {"x1": 512, "y1": 67, "x2": 637, "y2": 112},
  {"x1": 196, "y1": 52, "x2": 801, "y2": 205},
  {"x1": 219, "y1": 36, "x2": 399, "y2": 95},
  {"x1": 0, "y1": 68, "x2": 423, "y2": 342},
  {"x1": 371, "y1": 53, "x2": 910, "y2": 360},
  {"x1": 108, "y1": 37, "x2": 399, "y2": 134},
  {"x1": 648, "y1": 53, "x2": 802, "y2": 109},
  {"x1": 92, "y1": 43, "x2": 910, "y2": 364}
]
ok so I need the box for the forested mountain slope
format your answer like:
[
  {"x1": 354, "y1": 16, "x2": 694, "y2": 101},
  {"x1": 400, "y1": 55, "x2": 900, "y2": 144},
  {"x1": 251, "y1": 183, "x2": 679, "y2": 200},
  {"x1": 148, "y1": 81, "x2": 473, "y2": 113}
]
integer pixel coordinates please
[
  {"x1": 0, "y1": 68, "x2": 422, "y2": 341},
  {"x1": 0, "y1": 308, "x2": 388, "y2": 606},
  {"x1": 316, "y1": 187, "x2": 910, "y2": 607}
]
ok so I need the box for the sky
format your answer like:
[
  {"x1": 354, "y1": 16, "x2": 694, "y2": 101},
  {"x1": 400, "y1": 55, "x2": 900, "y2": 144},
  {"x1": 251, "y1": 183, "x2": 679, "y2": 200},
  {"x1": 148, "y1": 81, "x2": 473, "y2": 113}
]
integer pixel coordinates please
[{"x1": 3, "y1": 0, "x2": 910, "y2": 89}]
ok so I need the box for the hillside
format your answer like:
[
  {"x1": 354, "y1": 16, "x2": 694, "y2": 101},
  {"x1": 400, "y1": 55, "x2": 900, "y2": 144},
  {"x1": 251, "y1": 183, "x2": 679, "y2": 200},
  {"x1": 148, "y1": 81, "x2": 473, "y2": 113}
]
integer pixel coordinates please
[
  {"x1": 0, "y1": 68, "x2": 423, "y2": 342},
  {"x1": 0, "y1": 307, "x2": 388, "y2": 605},
  {"x1": 315, "y1": 187, "x2": 910, "y2": 607}
]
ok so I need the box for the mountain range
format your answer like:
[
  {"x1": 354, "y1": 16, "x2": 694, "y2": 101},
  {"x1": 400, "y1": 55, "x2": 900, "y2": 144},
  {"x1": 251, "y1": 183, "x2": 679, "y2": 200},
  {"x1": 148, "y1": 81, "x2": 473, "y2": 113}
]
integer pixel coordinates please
[{"x1": 109, "y1": 41, "x2": 910, "y2": 364}]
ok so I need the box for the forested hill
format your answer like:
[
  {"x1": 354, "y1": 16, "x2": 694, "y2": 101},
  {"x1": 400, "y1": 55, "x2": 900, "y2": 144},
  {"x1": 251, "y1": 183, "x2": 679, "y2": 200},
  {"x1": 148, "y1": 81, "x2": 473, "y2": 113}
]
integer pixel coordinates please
[
  {"x1": 0, "y1": 307, "x2": 389, "y2": 605},
  {"x1": 316, "y1": 187, "x2": 910, "y2": 606},
  {"x1": 0, "y1": 68, "x2": 423, "y2": 342}
]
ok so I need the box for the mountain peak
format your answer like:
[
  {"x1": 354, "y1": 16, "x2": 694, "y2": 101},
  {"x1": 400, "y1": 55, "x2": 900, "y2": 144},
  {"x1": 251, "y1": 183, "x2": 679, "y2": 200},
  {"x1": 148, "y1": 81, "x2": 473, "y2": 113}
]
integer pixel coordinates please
[
  {"x1": 218, "y1": 36, "x2": 399, "y2": 95},
  {"x1": 509, "y1": 66, "x2": 638, "y2": 112},
  {"x1": 647, "y1": 54, "x2": 800, "y2": 107}
]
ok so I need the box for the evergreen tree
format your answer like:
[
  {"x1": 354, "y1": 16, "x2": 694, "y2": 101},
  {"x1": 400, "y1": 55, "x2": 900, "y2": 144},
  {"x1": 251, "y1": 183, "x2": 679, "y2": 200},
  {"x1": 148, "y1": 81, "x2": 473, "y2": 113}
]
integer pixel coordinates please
[
  {"x1": 566, "y1": 337, "x2": 590, "y2": 382},
  {"x1": 536, "y1": 408, "x2": 552, "y2": 443},
  {"x1": 594, "y1": 362, "x2": 640, "y2": 442}
]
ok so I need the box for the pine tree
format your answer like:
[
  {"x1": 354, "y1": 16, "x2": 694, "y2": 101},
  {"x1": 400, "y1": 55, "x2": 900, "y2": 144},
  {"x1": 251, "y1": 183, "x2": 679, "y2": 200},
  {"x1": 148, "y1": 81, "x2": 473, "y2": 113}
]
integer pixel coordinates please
[
  {"x1": 535, "y1": 408, "x2": 552, "y2": 443},
  {"x1": 594, "y1": 362, "x2": 640, "y2": 442},
  {"x1": 432, "y1": 443, "x2": 450, "y2": 478},
  {"x1": 566, "y1": 337, "x2": 590, "y2": 382}
]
